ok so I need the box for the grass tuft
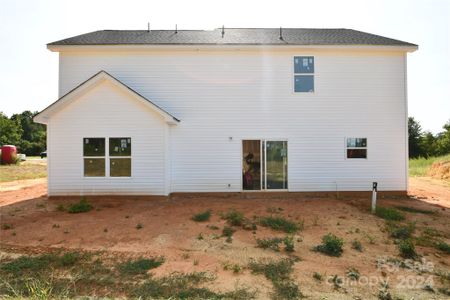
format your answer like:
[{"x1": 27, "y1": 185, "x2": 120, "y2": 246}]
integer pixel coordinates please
[
  {"x1": 374, "y1": 207, "x2": 405, "y2": 221},
  {"x1": 256, "y1": 237, "x2": 283, "y2": 251},
  {"x1": 259, "y1": 216, "x2": 299, "y2": 233},
  {"x1": 313, "y1": 233, "x2": 344, "y2": 257},
  {"x1": 67, "y1": 198, "x2": 93, "y2": 214},
  {"x1": 386, "y1": 221, "x2": 415, "y2": 240},
  {"x1": 351, "y1": 239, "x2": 363, "y2": 252},
  {"x1": 191, "y1": 210, "x2": 211, "y2": 222},
  {"x1": 436, "y1": 242, "x2": 450, "y2": 254},
  {"x1": 222, "y1": 209, "x2": 245, "y2": 226},
  {"x1": 118, "y1": 257, "x2": 165, "y2": 275},
  {"x1": 398, "y1": 239, "x2": 417, "y2": 259},
  {"x1": 248, "y1": 258, "x2": 301, "y2": 299}
]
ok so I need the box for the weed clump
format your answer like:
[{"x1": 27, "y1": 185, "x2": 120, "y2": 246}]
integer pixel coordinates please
[
  {"x1": 222, "y1": 226, "x2": 236, "y2": 243},
  {"x1": 118, "y1": 257, "x2": 165, "y2": 275},
  {"x1": 222, "y1": 210, "x2": 245, "y2": 226},
  {"x1": 259, "y1": 216, "x2": 299, "y2": 233},
  {"x1": 351, "y1": 239, "x2": 363, "y2": 252},
  {"x1": 313, "y1": 234, "x2": 344, "y2": 257},
  {"x1": 248, "y1": 258, "x2": 301, "y2": 299},
  {"x1": 68, "y1": 198, "x2": 93, "y2": 214},
  {"x1": 256, "y1": 237, "x2": 283, "y2": 251},
  {"x1": 398, "y1": 240, "x2": 417, "y2": 259},
  {"x1": 191, "y1": 210, "x2": 211, "y2": 222},
  {"x1": 283, "y1": 236, "x2": 295, "y2": 252},
  {"x1": 375, "y1": 207, "x2": 405, "y2": 221},
  {"x1": 386, "y1": 222, "x2": 415, "y2": 240},
  {"x1": 436, "y1": 242, "x2": 450, "y2": 254}
]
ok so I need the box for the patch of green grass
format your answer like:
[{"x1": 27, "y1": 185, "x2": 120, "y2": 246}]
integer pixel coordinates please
[
  {"x1": 222, "y1": 226, "x2": 236, "y2": 243},
  {"x1": 374, "y1": 207, "x2": 405, "y2": 221},
  {"x1": 351, "y1": 239, "x2": 363, "y2": 252},
  {"x1": 248, "y1": 258, "x2": 301, "y2": 299},
  {"x1": 256, "y1": 237, "x2": 283, "y2": 251},
  {"x1": 223, "y1": 262, "x2": 243, "y2": 274},
  {"x1": 398, "y1": 240, "x2": 417, "y2": 259},
  {"x1": 59, "y1": 252, "x2": 81, "y2": 267},
  {"x1": 436, "y1": 242, "x2": 450, "y2": 254},
  {"x1": 118, "y1": 257, "x2": 165, "y2": 275},
  {"x1": 313, "y1": 234, "x2": 344, "y2": 257},
  {"x1": 394, "y1": 206, "x2": 435, "y2": 215},
  {"x1": 284, "y1": 236, "x2": 295, "y2": 252},
  {"x1": 259, "y1": 216, "x2": 299, "y2": 233},
  {"x1": 67, "y1": 198, "x2": 93, "y2": 213},
  {"x1": 0, "y1": 162, "x2": 47, "y2": 182},
  {"x1": 191, "y1": 210, "x2": 211, "y2": 222},
  {"x1": 222, "y1": 209, "x2": 246, "y2": 226},
  {"x1": 409, "y1": 154, "x2": 450, "y2": 177},
  {"x1": 386, "y1": 221, "x2": 415, "y2": 240},
  {"x1": 132, "y1": 272, "x2": 256, "y2": 299}
]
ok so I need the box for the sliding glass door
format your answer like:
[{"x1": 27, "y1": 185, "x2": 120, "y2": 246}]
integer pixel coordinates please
[
  {"x1": 265, "y1": 141, "x2": 288, "y2": 190},
  {"x1": 242, "y1": 140, "x2": 288, "y2": 191}
]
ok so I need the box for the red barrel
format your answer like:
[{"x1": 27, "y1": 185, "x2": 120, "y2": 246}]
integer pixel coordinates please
[{"x1": 1, "y1": 145, "x2": 17, "y2": 164}]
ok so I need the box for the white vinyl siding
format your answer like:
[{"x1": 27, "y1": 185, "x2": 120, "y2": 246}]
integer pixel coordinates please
[
  {"x1": 48, "y1": 80, "x2": 168, "y2": 195},
  {"x1": 53, "y1": 48, "x2": 407, "y2": 193}
]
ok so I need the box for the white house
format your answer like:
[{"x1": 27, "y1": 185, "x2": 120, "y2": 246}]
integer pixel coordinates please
[{"x1": 34, "y1": 28, "x2": 417, "y2": 196}]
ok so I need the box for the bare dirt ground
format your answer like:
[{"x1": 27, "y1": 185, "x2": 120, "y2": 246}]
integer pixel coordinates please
[{"x1": 0, "y1": 180, "x2": 449, "y2": 299}]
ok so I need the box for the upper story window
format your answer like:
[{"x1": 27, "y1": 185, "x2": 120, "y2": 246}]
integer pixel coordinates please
[
  {"x1": 294, "y1": 56, "x2": 314, "y2": 93},
  {"x1": 346, "y1": 138, "x2": 367, "y2": 159}
]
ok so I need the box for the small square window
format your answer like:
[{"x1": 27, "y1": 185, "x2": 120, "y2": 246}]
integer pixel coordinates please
[
  {"x1": 294, "y1": 56, "x2": 314, "y2": 73},
  {"x1": 84, "y1": 158, "x2": 105, "y2": 176},
  {"x1": 83, "y1": 138, "x2": 105, "y2": 156},
  {"x1": 346, "y1": 138, "x2": 367, "y2": 159},
  {"x1": 110, "y1": 158, "x2": 131, "y2": 177},
  {"x1": 294, "y1": 75, "x2": 314, "y2": 93},
  {"x1": 109, "y1": 138, "x2": 131, "y2": 156}
]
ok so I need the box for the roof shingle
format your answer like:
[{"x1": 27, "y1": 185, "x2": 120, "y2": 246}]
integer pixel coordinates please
[{"x1": 48, "y1": 28, "x2": 417, "y2": 47}]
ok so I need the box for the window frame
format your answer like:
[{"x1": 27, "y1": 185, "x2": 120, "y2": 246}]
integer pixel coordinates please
[
  {"x1": 293, "y1": 56, "x2": 315, "y2": 93},
  {"x1": 109, "y1": 137, "x2": 132, "y2": 177},
  {"x1": 345, "y1": 137, "x2": 368, "y2": 160},
  {"x1": 82, "y1": 137, "x2": 132, "y2": 178},
  {"x1": 83, "y1": 137, "x2": 106, "y2": 177}
]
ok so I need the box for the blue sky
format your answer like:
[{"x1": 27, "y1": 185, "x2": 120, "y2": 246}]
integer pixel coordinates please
[{"x1": 0, "y1": 0, "x2": 448, "y2": 133}]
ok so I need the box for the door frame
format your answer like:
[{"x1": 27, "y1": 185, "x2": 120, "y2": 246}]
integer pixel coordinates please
[{"x1": 241, "y1": 138, "x2": 289, "y2": 192}]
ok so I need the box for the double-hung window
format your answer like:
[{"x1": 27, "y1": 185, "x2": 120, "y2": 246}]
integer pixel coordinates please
[
  {"x1": 294, "y1": 56, "x2": 314, "y2": 92},
  {"x1": 109, "y1": 138, "x2": 132, "y2": 177},
  {"x1": 346, "y1": 138, "x2": 367, "y2": 159},
  {"x1": 83, "y1": 137, "x2": 132, "y2": 177},
  {"x1": 83, "y1": 138, "x2": 106, "y2": 177}
]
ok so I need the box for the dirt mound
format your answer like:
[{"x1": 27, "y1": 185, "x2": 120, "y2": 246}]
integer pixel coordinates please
[{"x1": 428, "y1": 160, "x2": 450, "y2": 179}]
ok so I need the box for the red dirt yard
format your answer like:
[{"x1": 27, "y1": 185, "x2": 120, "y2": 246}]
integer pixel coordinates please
[{"x1": 1, "y1": 179, "x2": 449, "y2": 299}]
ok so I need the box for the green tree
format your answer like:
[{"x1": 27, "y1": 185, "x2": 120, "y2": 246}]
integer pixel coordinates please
[
  {"x1": 10, "y1": 111, "x2": 46, "y2": 155},
  {"x1": 420, "y1": 131, "x2": 437, "y2": 158},
  {"x1": 0, "y1": 112, "x2": 23, "y2": 146},
  {"x1": 435, "y1": 120, "x2": 450, "y2": 156},
  {"x1": 408, "y1": 117, "x2": 423, "y2": 158}
]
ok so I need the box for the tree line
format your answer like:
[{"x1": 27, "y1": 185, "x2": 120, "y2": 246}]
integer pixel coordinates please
[
  {"x1": 0, "y1": 111, "x2": 46, "y2": 156},
  {"x1": 409, "y1": 117, "x2": 450, "y2": 158}
]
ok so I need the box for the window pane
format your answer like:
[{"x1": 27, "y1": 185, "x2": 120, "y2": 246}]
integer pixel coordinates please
[
  {"x1": 347, "y1": 149, "x2": 367, "y2": 159},
  {"x1": 294, "y1": 75, "x2": 314, "y2": 92},
  {"x1": 347, "y1": 138, "x2": 367, "y2": 148},
  {"x1": 110, "y1": 158, "x2": 131, "y2": 177},
  {"x1": 83, "y1": 138, "x2": 105, "y2": 156},
  {"x1": 294, "y1": 56, "x2": 314, "y2": 73},
  {"x1": 109, "y1": 138, "x2": 131, "y2": 156},
  {"x1": 84, "y1": 158, "x2": 105, "y2": 176}
]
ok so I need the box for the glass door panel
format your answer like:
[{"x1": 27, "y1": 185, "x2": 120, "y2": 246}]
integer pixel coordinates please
[
  {"x1": 242, "y1": 140, "x2": 262, "y2": 190},
  {"x1": 265, "y1": 141, "x2": 288, "y2": 190}
]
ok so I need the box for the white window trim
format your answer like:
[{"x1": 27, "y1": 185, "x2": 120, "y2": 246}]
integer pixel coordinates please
[
  {"x1": 345, "y1": 137, "x2": 368, "y2": 160},
  {"x1": 293, "y1": 56, "x2": 315, "y2": 93}
]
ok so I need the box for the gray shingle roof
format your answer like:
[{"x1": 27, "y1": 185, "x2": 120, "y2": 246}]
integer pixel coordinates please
[{"x1": 48, "y1": 28, "x2": 417, "y2": 47}]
